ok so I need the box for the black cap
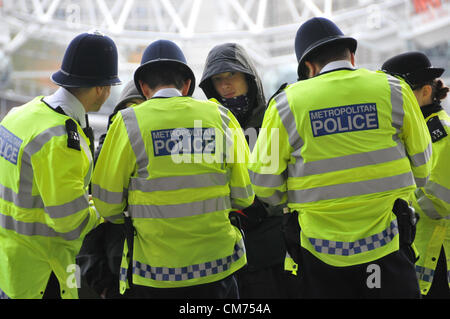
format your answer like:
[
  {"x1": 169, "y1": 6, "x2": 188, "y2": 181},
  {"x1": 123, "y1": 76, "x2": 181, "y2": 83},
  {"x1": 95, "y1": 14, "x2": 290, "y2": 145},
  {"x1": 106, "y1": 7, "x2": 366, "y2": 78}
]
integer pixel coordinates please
[
  {"x1": 134, "y1": 39, "x2": 196, "y2": 97},
  {"x1": 381, "y1": 51, "x2": 444, "y2": 88},
  {"x1": 295, "y1": 17, "x2": 357, "y2": 79},
  {"x1": 52, "y1": 31, "x2": 121, "y2": 87}
]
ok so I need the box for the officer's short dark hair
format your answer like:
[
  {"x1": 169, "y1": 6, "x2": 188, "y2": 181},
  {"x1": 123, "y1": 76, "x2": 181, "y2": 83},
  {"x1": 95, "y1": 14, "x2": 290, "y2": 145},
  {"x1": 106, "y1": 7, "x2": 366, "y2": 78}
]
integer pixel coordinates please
[
  {"x1": 305, "y1": 42, "x2": 352, "y2": 69},
  {"x1": 139, "y1": 62, "x2": 189, "y2": 91}
]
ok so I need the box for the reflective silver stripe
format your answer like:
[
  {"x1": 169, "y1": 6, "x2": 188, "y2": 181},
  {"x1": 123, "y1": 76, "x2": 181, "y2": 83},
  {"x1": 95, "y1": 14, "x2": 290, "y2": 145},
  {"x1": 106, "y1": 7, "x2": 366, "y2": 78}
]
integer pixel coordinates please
[
  {"x1": 231, "y1": 185, "x2": 254, "y2": 210},
  {"x1": 121, "y1": 108, "x2": 149, "y2": 178},
  {"x1": 388, "y1": 75, "x2": 404, "y2": 135},
  {"x1": 0, "y1": 183, "x2": 44, "y2": 209},
  {"x1": 425, "y1": 181, "x2": 450, "y2": 204},
  {"x1": 288, "y1": 144, "x2": 406, "y2": 177},
  {"x1": 217, "y1": 104, "x2": 233, "y2": 164},
  {"x1": 44, "y1": 194, "x2": 90, "y2": 219},
  {"x1": 1, "y1": 124, "x2": 92, "y2": 238},
  {"x1": 92, "y1": 184, "x2": 127, "y2": 205},
  {"x1": 409, "y1": 142, "x2": 432, "y2": 167},
  {"x1": 230, "y1": 184, "x2": 254, "y2": 199},
  {"x1": 387, "y1": 75, "x2": 431, "y2": 177},
  {"x1": 0, "y1": 212, "x2": 90, "y2": 240},
  {"x1": 129, "y1": 173, "x2": 228, "y2": 193},
  {"x1": 19, "y1": 125, "x2": 67, "y2": 195},
  {"x1": 130, "y1": 239, "x2": 245, "y2": 282},
  {"x1": 308, "y1": 220, "x2": 398, "y2": 256},
  {"x1": 442, "y1": 120, "x2": 450, "y2": 127},
  {"x1": 249, "y1": 91, "x2": 301, "y2": 192},
  {"x1": 2, "y1": 125, "x2": 90, "y2": 214},
  {"x1": 217, "y1": 104, "x2": 231, "y2": 128},
  {"x1": 288, "y1": 172, "x2": 415, "y2": 203},
  {"x1": 258, "y1": 190, "x2": 286, "y2": 206},
  {"x1": 129, "y1": 196, "x2": 231, "y2": 219},
  {"x1": 414, "y1": 176, "x2": 429, "y2": 188},
  {"x1": 416, "y1": 265, "x2": 434, "y2": 283},
  {"x1": 416, "y1": 188, "x2": 444, "y2": 220},
  {"x1": 274, "y1": 91, "x2": 304, "y2": 151},
  {"x1": 249, "y1": 170, "x2": 286, "y2": 188},
  {"x1": 13, "y1": 125, "x2": 91, "y2": 218}
]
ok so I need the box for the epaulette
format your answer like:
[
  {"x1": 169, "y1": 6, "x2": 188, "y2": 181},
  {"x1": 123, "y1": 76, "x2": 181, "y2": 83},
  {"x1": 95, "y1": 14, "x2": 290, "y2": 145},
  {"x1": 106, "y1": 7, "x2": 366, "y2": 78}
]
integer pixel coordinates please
[
  {"x1": 267, "y1": 82, "x2": 288, "y2": 107},
  {"x1": 426, "y1": 115, "x2": 447, "y2": 143},
  {"x1": 65, "y1": 119, "x2": 81, "y2": 151}
]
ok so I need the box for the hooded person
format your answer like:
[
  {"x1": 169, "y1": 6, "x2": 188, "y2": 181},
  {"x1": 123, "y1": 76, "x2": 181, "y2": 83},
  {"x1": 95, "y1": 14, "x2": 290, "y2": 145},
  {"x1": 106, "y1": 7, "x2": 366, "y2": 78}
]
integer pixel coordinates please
[
  {"x1": 200, "y1": 43, "x2": 300, "y2": 298},
  {"x1": 200, "y1": 43, "x2": 266, "y2": 130},
  {"x1": 76, "y1": 80, "x2": 144, "y2": 299}
]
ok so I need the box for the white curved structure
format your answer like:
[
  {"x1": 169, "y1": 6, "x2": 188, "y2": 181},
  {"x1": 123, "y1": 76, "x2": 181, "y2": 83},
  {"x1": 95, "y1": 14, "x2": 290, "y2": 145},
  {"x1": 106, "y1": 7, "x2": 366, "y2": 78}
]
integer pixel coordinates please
[{"x1": 0, "y1": 0, "x2": 449, "y2": 129}]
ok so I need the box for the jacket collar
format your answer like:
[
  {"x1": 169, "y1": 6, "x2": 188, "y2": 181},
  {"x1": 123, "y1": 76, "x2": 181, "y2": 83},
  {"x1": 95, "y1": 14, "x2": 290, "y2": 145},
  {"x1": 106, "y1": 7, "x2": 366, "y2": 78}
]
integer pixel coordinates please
[
  {"x1": 421, "y1": 102, "x2": 443, "y2": 119},
  {"x1": 43, "y1": 87, "x2": 87, "y2": 127},
  {"x1": 152, "y1": 88, "x2": 182, "y2": 98},
  {"x1": 319, "y1": 60, "x2": 355, "y2": 75}
]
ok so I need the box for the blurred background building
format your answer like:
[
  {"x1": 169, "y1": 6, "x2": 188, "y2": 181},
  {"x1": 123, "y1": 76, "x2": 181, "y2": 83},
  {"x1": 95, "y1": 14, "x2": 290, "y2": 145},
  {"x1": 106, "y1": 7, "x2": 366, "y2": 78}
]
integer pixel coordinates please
[{"x1": 0, "y1": 0, "x2": 449, "y2": 142}]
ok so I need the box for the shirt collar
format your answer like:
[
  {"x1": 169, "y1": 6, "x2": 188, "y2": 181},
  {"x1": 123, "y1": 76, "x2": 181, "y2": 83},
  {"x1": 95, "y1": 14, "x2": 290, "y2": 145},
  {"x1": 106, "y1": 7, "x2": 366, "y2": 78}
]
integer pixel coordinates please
[
  {"x1": 43, "y1": 87, "x2": 87, "y2": 127},
  {"x1": 152, "y1": 88, "x2": 183, "y2": 98},
  {"x1": 319, "y1": 60, "x2": 355, "y2": 75}
]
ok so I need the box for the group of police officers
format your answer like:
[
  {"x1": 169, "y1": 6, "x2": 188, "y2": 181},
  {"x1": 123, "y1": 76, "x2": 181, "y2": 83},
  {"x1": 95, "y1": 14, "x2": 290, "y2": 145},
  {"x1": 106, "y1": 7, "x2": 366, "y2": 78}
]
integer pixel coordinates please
[{"x1": 0, "y1": 16, "x2": 448, "y2": 299}]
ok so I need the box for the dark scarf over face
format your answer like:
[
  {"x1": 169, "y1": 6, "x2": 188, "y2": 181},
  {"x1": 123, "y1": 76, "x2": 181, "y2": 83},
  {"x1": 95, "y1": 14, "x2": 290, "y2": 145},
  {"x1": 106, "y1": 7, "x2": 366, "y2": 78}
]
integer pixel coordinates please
[
  {"x1": 199, "y1": 43, "x2": 266, "y2": 130},
  {"x1": 220, "y1": 94, "x2": 251, "y2": 125}
]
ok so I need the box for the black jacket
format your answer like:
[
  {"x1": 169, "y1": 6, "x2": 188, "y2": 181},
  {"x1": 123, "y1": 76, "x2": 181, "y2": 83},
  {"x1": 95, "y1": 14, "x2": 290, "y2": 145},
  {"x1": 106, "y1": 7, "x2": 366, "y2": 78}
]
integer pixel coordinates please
[{"x1": 200, "y1": 43, "x2": 285, "y2": 271}]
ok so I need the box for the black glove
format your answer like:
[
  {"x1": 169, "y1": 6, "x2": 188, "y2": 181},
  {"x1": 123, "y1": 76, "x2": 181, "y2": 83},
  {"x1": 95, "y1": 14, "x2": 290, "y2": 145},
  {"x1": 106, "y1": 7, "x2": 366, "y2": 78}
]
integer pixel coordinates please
[
  {"x1": 392, "y1": 198, "x2": 419, "y2": 246},
  {"x1": 230, "y1": 198, "x2": 269, "y2": 232}
]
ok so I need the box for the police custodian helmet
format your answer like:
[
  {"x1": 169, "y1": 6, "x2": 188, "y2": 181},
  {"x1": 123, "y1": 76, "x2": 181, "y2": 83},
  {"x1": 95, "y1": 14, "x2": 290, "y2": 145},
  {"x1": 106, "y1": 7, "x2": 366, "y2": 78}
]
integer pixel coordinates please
[
  {"x1": 134, "y1": 39, "x2": 196, "y2": 97},
  {"x1": 381, "y1": 51, "x2": 444, "y2": 89},
  {"x1": 295, "y1": 17, "x2": 357, "y2": 79},
  {"x1": 51, "y1": 30, "x2": 121, "y2": 88}
]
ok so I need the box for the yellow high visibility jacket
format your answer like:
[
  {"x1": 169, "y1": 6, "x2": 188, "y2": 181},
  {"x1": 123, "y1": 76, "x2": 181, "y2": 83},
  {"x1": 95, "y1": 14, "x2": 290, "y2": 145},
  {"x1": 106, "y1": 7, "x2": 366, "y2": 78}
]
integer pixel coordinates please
[
  {"x1": 0, "y1": 97, "x2": 100, "y2": 299},
  {"x1": 92, "y1": 92, "x2": 254, "y2": 291},
  {"x1": 249, "y1": 66, "x2": 432, "y2": 267},
  {"x1": 412, "y1": 107, "x2": 450, "y2": 294}
]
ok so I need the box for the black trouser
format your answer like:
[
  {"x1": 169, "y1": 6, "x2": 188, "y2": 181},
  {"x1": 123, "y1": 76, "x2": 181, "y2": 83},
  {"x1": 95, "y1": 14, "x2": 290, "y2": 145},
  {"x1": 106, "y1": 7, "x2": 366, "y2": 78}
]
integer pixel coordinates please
[
  {"x1": 424, "y1": 246, "x2": 450, "y2": 299},
  {"x1": 123, "y1": 274, "x2": 239, "y2": 299},
  {"x1": 235, "y1": 263, "x2": 302, "y2": 299},
  {"x1": 42, "y1": 272, "x2": 61, "y2": 299},
  {"x1": 296, "y1": 246, "x2": 421, "y2": 299}
]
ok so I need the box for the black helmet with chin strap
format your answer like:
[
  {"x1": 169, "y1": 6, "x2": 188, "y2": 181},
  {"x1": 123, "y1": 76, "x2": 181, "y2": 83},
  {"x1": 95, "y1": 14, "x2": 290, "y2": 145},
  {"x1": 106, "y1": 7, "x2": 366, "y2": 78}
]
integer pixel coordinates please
[{"x1": 295, "y1": 17, "x2": 357, "y2": 80}]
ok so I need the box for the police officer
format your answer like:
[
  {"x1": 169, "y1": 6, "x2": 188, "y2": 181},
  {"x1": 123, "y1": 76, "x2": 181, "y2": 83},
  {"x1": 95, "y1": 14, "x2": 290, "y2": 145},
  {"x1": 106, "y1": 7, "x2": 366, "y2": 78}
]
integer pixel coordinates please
[
  {"x1": 92, "y1": 40, "x2": 254, "y2": 298},
  {"x1": 249, "y1": 17, "x2": 432, "y2": 298},
  {"x1": 199, "y1": 42, "x2": 300, "y2": 298},
  {"x1": 0, "y1": 31, "x2": 121, "y2": 299},
  {"x1": 77, "y1": 80, "x2": 144, "y2": 299},
  {"x1": 382, "y1": 52, "x2": 450, "y2": 299}
]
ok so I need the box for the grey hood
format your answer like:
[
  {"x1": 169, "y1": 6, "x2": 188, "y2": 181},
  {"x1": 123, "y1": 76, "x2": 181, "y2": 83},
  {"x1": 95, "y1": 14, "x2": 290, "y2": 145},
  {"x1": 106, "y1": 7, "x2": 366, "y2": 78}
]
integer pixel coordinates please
[
  {"x1": 113, "y1": 80, "x2": 142, "y2": 114},
  {"x1": 199, "y1": 43, "x2": 266, "y2": 129}
]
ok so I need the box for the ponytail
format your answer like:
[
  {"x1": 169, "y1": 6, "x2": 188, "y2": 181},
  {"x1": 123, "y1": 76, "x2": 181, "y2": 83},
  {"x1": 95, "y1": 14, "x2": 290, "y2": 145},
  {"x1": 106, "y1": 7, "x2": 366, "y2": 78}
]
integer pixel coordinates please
[{"x1": 432, "y1": 79, "x2": 449, "y2": 103}]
